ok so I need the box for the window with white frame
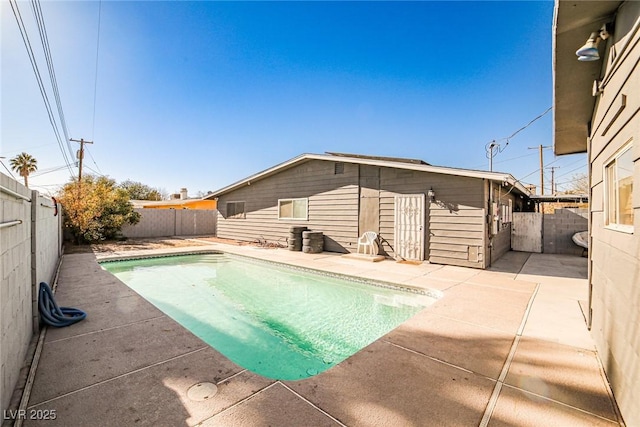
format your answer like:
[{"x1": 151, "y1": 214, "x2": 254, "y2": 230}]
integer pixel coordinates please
[
  {"x1": 278, "y1": 198, "x2": 308, "y2": 220},
  {"x1": 226, "y1": 201, "x2": 246, "y2": 219},
  {"x1": 605, "y1": 142, "x2": 634, "y2": 231}
]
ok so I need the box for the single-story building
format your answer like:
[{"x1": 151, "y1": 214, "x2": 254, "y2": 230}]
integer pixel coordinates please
[
  {"x1": 205, "y1": 152, "x2": 533, "y2": 268},
  {"x1": 131, "y1": 198, "x2": 217, "y2": 210},
  {"x1": 554, "y1": 0, "x2": 639, "y2": 424},
  {"x1": 131, "y1": 188, "x2": 217, "y2": 210}
]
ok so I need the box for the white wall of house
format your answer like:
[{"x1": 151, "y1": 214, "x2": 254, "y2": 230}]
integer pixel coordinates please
[{"x1": 587, "y1": 2, "x2": 640, "y2": 424}]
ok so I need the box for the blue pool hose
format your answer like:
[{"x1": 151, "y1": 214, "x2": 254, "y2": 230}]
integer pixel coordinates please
[{"x1": 38, "y1": 282, "x2": 87, "y2": 327}]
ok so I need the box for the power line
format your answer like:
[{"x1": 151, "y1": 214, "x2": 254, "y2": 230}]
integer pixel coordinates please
[
  {"x1": 484, "y1": 106, "x2": 553, "y2": 169},
  {"x1": 517, "y1": 168, "x2": 541, "y2": 182},
  {"x1": 31, "y1": 163, "x2": 76, "y2": 177},
  {"x1": 522, "y1": 157, "x2": 586, "y2": 194},
  {"x1": 84, "y1": 165, "x2": 106, "y2": 177},
  {"x1": 84, "y1": 146, "x2": 103, "y2": 174},
  {"x1": 29, "y1": 182, "x2": 66, "y2": 188},
  {"x1": 28, "y1": 185, "x2": 53, "y2": 196},
  {"x1": 471, "y1": 150, "x2": 540, "y2": 169},
  {"x1": 0, "y1": 142, "x2": 55, "y2": 156},
  {"x1": 8, "y1": 0, "x2": 75, "y2": 177},
  {"x1": 0, "y1": 158, "x2": 18, "y2": 179},
  {"x1": 30, "y1": 0, "x2": 74, "y2": 159},
  {"x1": 555, "y1": 175, "x2": 586, "y2": 186},
  {"x1": 554, "y1": 162, "x2": 587, "y2": 179},
  {"x1": 91, "y1": 0, "x2": 102, "y2": 139},
  {"x1": 502, "y1": 106, "x2": 553, "y2": 143}
]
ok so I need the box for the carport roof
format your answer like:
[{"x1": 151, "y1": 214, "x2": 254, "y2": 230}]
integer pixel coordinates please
[{"x1": 530, "y1": 194, "x2": 588, "y2": 203}]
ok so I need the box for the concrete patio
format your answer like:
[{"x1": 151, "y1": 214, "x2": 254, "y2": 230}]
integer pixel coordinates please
[{"x1": 17, "y1": 241, "x2": 623, "y2": 426}]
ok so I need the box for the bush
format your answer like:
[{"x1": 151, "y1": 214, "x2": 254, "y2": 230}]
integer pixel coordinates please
[{"x1": 58, "y1": 175, "x2": 141, "y2": 243}]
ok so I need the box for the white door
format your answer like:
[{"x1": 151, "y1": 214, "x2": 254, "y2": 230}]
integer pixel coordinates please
[
  {"x1": 511, "y1": 212, "x2": 542, "y2": 253},
  {"x1": 394, "y1": 194, "x2": 425, "y2": 261}
]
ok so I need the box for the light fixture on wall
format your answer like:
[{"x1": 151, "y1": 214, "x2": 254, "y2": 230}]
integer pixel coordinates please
[
  {"x1": 427, "y1": 188, "x2": 435, "y2": 201},
  {"x1": 576, "y1": 24, "x2": 610, "y2": 61}
]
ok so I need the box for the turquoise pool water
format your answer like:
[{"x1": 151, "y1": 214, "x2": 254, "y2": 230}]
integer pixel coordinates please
[{"x1": 101, "y1": 253, "x2": 438, "y2": 380}]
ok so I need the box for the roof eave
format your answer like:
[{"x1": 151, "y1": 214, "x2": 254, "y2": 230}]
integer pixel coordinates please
[
  {"x1": 553, "y1": 0, "x2": 621, "y2": 156},
  {"x1": 206, "y1": 153, "x2": 531, "y2": 198}
]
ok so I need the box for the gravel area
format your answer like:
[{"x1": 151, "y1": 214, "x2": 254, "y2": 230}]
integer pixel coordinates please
[{"x1": 64, "y1": 236, "x2": 285, "y2": 255}]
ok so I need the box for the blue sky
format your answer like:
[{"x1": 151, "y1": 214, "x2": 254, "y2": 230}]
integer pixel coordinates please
[{"x1": 1, "y1": 1, "x2": 586, "y2": 198}]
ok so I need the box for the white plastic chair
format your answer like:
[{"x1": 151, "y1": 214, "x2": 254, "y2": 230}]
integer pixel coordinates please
[{"x1": 357, "y1": 231, "x2": 378, "y2": 255}]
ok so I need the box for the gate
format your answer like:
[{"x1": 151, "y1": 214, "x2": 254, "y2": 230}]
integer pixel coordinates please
[
  {"x1": 394, "y1": 194, "x2": 425, "y2": 261},
  {"x1": 511, "y1": 212, "x2": 542, "y2": 253}
]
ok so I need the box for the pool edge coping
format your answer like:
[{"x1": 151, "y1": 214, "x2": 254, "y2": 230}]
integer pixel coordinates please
[{"x1": 95, "y1": 247, "x2": 444, "y2": 300}]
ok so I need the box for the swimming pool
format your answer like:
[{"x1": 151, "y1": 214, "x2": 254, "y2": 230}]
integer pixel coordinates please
[{"x1": 101, "y1": 252, "x2": 439, "y2": 380}]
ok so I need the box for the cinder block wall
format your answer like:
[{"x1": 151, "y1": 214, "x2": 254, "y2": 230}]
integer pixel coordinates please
[
  {"x1": 32, "y1": 193, "x2": 63, "y2": 328},
  {"x1": 1, "y1": 173, "x2": 62, "y2": 414},
  {"x1": 0, "y1": 174, "x2": 32, "y2": 414},
  {"x1": 543, "y1": 208, "x2": 588, "y2": 255},
  {"x1": 121, "y1": 209, "x2": 217, "y2": 238}
]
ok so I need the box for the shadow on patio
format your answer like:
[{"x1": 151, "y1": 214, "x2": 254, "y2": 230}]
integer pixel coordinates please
[{"x1": 19, "y1": 247, "x2": 620, "y2": 426}]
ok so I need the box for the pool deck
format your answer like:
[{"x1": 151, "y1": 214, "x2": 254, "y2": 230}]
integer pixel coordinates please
[{"x1": 18, "y1": 241, "x2": 623, "y2": 426}]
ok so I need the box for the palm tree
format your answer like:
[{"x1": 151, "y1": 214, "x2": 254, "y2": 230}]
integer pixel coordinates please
[{"x1": 9, "y1": 152, "x2": 38, "y2": 188}]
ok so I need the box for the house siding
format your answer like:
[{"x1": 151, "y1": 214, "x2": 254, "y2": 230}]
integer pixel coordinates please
[
  {"x1": 490, "y1": 181, "x2": 521, "y2": 264},
  {"x1": 215, "y1": 157, "x2": 516, "y2": 269},
  {"x1": 491, "y1": 223, "x2": 511, "y2": 264},
  {"x1": 378, "y1": 167, "x2": 486, "y2": 268},
  {"x1": 428, "y1": 177, "x2": 486, "y2": 268},
  {"x1": 586, "y1": 3, "x2": 640, "y2": 425},
  {"x1": 216, "y1": 160, "x2": 360, "y2": 252}
]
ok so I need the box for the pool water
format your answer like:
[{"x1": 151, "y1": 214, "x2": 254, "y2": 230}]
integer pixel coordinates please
[{"x1": 101, "y1": 253, "x2": 438, "y2": 380}]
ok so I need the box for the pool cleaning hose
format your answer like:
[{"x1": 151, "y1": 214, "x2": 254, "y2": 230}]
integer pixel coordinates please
[{"x1": 38, "y1": 282, "x2": 87, "y2": 327}]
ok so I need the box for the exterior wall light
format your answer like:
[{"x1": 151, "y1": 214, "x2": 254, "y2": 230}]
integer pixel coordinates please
[
  {"x1": 576, "y1": 24, "x2": 610, "y2": 61},
  {"x1": 427, "y1": 188, "x2": 435, "y2": 201}
]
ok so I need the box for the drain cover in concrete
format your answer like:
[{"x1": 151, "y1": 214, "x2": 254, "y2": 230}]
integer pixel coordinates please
[{"x1": 187, "y1": 382, "x2": 218, "y2": 401}]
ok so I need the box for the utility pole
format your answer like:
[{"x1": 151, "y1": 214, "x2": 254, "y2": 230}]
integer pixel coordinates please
[
  {"x1": 70, "y1": 138, "x2": 93, "y2": 183},
  {"x1": 547, "y1": 166, "x2": 560, "y2": 195},
  {"x1": 488, "y1": 141, "x2": 498, "y2": 172},
  {"x1": 528, "y1": 145, "x2": 551, "y2": 195}
]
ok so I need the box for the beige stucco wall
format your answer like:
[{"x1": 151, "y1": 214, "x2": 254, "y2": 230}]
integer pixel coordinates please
[{"x1": 588, "y1": 3, "x2": 640, "y2": 424}]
